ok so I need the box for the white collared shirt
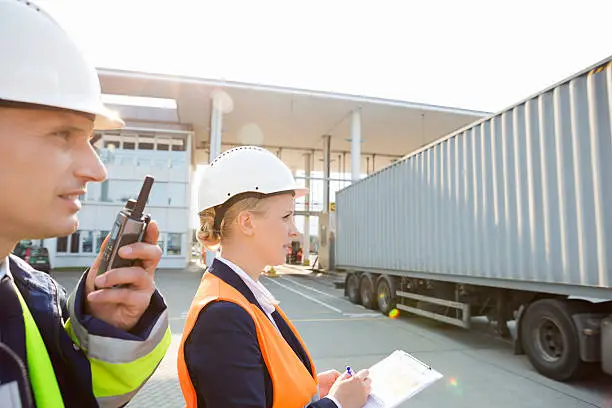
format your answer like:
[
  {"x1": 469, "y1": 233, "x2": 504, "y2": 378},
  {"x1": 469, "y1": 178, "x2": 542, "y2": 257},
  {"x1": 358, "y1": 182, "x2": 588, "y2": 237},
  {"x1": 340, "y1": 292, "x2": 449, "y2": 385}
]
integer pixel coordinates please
[
  {"x1": 215, "y1": 255, "x2": 281, "y2": 333},
  {"x1": 0, "y1": 257, "x2": 9, "y2": 280},
  {"x1": 214, "y1": 255, "x2": 343, "y2": 408}
]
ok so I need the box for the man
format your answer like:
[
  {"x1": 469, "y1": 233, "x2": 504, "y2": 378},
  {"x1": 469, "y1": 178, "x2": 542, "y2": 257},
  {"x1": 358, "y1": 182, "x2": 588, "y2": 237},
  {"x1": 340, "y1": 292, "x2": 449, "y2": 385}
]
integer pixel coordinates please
[{"x1": 0, "y1": 1, "x2": 171, "y2": 407}]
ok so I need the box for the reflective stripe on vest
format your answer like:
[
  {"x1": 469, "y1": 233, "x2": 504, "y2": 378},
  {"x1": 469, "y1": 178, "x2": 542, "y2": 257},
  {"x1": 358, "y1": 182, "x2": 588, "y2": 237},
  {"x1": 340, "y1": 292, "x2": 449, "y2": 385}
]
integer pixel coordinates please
[
  {"x1": 12, "y1": 281, "x2": 64, "y2": 408},
  {"x1": 178, "y1": 273, "x2": 319, "y2": 408}
]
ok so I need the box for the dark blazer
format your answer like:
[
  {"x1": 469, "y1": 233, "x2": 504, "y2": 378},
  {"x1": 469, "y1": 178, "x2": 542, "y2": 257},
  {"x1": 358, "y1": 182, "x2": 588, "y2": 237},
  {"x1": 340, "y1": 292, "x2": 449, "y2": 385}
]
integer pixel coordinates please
[{"x1": 184, "y1": 258, "x2": 337, "y2": 408}]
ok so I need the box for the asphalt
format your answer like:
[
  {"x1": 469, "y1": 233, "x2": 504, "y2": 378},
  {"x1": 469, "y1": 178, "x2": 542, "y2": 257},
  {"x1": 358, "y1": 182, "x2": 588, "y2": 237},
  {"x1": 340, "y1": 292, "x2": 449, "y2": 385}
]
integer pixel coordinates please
[{"x1": 50, "y1": 265, "x2": 612, "y2": 408}]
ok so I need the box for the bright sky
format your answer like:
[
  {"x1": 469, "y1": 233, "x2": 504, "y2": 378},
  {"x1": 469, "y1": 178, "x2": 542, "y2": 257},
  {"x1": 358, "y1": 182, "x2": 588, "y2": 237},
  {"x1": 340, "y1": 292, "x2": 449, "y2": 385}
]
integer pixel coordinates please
[
  {"x1": 39, "y1": 0, "x2": 611, "y2": 114},
  {"x1": 36, "y1": 0, "x2": 612, "y2": 234}
]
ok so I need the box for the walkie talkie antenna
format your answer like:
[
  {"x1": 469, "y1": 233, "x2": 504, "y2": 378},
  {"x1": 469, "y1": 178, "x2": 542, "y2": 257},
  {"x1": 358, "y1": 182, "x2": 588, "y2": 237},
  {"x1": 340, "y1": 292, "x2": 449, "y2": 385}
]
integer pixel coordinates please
[{"x1": 131, "y1": 175, "x2": 154, "y2": 219}]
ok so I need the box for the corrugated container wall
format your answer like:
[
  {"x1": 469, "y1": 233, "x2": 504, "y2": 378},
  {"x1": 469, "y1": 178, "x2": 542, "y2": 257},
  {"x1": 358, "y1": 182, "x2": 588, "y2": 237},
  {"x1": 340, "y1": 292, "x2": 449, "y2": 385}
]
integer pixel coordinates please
[{"x1": 336, "y1": 58, "x2": 612, "y2": 289}]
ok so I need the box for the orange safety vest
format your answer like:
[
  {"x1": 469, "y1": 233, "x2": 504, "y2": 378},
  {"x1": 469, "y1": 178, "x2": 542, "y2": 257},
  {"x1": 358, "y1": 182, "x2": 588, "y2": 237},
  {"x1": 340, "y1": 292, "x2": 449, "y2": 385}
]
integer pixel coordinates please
[{"x1": 177, "y1": 272, "x2": 320, "y2": 408}]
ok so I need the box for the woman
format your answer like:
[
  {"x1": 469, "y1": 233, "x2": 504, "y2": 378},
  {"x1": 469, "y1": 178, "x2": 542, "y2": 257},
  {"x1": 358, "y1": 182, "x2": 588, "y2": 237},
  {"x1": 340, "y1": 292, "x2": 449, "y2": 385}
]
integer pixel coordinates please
[{"x1": 178, "y1": 146, "x2": 371, "y2": 408}]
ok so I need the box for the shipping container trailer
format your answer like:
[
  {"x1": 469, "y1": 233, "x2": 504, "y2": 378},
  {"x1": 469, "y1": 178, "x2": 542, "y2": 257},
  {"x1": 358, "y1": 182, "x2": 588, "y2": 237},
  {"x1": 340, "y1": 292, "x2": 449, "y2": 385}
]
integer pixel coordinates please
[{"x1": 335, "y1": 55, "x2": 612, "y2": 382}]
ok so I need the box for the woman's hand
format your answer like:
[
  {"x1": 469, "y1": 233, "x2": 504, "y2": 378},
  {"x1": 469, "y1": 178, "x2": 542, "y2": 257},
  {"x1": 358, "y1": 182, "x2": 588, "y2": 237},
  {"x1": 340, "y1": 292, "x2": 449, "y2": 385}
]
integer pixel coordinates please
[
  {"x1": 317, "y1": 369, "x2": 342, "y2": 397},
  {"x1": 327, "y1": 369, "x2": 371, "y2": 408}
]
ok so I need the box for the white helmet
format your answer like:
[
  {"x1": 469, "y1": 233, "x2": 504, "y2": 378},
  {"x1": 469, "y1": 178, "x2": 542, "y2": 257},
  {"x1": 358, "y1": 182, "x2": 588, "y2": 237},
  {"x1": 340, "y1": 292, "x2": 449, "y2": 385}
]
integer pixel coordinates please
[
  {"x1": 0, "y1": 0, "x2": 124, "y2": 130},
  {"x1": 198, "y1": 146, "x2": 308, "y2": 212}
]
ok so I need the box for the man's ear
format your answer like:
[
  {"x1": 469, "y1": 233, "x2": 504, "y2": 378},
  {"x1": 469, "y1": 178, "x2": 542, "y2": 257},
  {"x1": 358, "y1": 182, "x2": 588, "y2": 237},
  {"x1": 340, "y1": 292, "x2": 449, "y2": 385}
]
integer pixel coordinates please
[{"x1": 236, "y1": 211, "x2": 256, "y2": 237}]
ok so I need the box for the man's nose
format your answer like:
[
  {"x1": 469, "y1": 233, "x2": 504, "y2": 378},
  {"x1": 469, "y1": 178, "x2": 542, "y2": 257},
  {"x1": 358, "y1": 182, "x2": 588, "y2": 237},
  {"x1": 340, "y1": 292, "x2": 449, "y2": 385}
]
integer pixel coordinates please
[{"x1": 74, "y1": 141, "x2": 108, "y2": 182}]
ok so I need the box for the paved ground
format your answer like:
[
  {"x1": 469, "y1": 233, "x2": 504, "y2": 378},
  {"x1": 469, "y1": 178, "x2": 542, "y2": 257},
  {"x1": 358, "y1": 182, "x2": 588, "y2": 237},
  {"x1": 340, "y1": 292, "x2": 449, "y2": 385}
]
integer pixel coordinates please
[{"x1": 51, "y1": 265, "x2": 612, "y2": 408}]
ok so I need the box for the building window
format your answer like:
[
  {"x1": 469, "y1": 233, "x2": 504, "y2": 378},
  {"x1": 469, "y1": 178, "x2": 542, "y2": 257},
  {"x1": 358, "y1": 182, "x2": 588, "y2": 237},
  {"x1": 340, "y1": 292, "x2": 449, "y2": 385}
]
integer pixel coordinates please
[
  {"x1": 101, "y1": 180, "x2": 110, "y2": 202},
  {"x1": 139, "y1": 142, "x2": 154, "y2": 150},
  {"x1": 157, "y1": 143, "x2": 169, "y2": 151},
  {"x1": 107, "y1": 180, "x2": 145, "y2": 203},
  {"x1": 172, "y1": 140, "x2": 185, "y2": 151},
  {"x1": 57, "y1": 232, "x2": 80, "y2": 254},
  {"x1": 123, "y1": 142, "x2": 135, "y2": 150},
  {"x1": 57, "y1": 230, "x2": 117, "y2": 255},
  {"x1": 158, "y1": 233, "x2": 166, "y2": 256},
  {"x1": 124, "y1": 157, "x2": 137, "y2": 166},
  {"x1": 137, "y1": 157, "x2": 152, "y2": 167},
  {"x1": 148, "y1": 181, "x2": 167, "y2": 206},
  {"x1": 167, "y1": 183, "x2": 186, "y2": 207},
  {"x1": 167, "y1": 233, "x2": 182, "y2": 255},
  {"x1": 81, "y1": 231, "x2": 94, "y2": 253},
  {"x1": 97, "y1": 231, "x2": 109, "y2": 252},
  {"x1": 168, "y1": 156, "x2": 186, "y2": 170},
  {"x1": 83, "y1": 182, "x2": 101, "y2": 202},
  {"x1": 152, "y1": 159, "x2": 167, "y2": 170},
  {"x1": 57, "y1": 236, "x2": 68, "y2": 253},
  {"x1": 70, "y1": 231, "x2": 80, "y2": 253}
]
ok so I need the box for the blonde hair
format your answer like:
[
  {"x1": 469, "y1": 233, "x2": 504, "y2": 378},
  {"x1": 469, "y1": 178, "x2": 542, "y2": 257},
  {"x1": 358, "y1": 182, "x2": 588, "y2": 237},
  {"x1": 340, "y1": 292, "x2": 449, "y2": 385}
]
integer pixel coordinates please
[{"x1": 197, "y1": 195, "x2": 268, "y2": 250}]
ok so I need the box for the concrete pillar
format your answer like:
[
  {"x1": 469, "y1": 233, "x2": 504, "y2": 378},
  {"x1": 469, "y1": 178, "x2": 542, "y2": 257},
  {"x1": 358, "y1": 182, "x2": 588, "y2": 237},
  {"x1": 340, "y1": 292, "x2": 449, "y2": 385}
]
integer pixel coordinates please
[
  {"x1": 322, "y1": 134, "x2": 331, "y2": 213},
  {"x1": 342, "y1": 151, "x2": 347, "y2": 187},
  {"x1": 303, "y1": 153, "x2": 311, "y2": 266},
  {"x1": 206, "y1": 90, "x2": 232, "y2": 268},
  {"x1": 209, "y1": 96, "x2": 223, "y2": 161},
  {"x1": 186, "y1": 132, "x2": 194, "y2": 269},
  {"x1": 311, "y1": 150, "x2": 316, "y2": 176},
  {"x1": 351, "y1": 109, "x2": 361, "y2": 181}
]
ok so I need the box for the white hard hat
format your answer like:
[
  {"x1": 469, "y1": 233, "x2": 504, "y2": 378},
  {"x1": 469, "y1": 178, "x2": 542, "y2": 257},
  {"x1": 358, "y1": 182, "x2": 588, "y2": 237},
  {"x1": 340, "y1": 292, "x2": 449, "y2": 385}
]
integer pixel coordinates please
[
  {"x1": 0, "y1": 0, "x2": 124, "y2": 130},
  {"x1": 198, "y1": 146, "x2": 308, "y2": 212}
]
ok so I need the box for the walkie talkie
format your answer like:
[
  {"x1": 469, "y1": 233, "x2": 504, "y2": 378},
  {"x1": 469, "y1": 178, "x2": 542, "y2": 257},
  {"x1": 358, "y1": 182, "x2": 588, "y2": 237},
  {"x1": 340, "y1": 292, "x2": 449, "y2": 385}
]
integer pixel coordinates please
[{"x1": 97, "y1": 176, "x2": 154, "y2": 280}]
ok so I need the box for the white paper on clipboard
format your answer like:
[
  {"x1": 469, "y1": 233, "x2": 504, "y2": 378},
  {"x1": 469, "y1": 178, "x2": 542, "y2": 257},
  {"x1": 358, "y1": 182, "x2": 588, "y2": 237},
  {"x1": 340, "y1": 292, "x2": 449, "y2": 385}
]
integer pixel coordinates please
[{"x1": 362, "y1": 350, "x2": 443, "y2": 408}]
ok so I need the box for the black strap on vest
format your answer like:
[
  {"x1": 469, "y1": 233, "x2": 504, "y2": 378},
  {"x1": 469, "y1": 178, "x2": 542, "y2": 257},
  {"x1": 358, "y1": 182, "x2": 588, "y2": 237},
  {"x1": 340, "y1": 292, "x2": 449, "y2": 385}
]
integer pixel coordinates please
[{"x1": 0, "y1": 277, "x2": 35, "y2": 408}]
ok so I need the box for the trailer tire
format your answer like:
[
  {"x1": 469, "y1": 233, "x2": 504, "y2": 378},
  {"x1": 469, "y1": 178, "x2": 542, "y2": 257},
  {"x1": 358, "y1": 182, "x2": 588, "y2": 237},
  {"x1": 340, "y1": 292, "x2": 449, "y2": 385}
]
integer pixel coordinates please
[
  {"x1": 360, "y1": 274, "x2": 377, "y2": 310},
  {"x1": 376, "y1": 276, "x2": 398, "y2": 316},
  {"x1": 347, "y1": 273, "x2": 361, "y2": 304},
  {"x1": 521, "y1": 298, "x2": 590, "y2": 382}
]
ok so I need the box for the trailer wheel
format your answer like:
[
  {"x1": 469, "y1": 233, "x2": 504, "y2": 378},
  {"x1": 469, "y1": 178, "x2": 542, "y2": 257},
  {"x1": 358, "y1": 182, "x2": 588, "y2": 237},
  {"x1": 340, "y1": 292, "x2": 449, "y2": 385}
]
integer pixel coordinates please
[
  {"x1": 346, "y1": 273, "x2": 361, "y2": 304},
  {"x1": 521, "y1": 298, "x2": 589, "y2": 381},
  {"x1": 360, "y1": 274, "x2": 377, "y2": 310},
  {"x1": 376, "y1": 276, "x2": 398, "y2": 315}
]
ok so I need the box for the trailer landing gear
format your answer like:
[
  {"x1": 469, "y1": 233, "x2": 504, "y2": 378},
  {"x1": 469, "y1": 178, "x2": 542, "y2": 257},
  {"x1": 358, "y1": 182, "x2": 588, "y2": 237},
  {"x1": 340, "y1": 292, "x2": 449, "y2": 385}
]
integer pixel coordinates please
[{"x1": 496, "y1": 290, "x2": 512, "y2": 339}]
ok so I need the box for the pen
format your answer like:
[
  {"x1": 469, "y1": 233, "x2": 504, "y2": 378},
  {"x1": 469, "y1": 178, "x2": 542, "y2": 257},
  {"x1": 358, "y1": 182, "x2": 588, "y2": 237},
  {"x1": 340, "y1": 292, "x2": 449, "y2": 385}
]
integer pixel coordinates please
[{"x1": 346, "y1": 366, "x2": 354, "y2": 377}]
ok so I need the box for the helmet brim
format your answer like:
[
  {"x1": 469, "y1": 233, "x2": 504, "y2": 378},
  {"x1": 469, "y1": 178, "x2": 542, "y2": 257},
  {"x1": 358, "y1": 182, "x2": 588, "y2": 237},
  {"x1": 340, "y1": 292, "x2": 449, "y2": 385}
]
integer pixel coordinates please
[
  {"x1": 93, "y1": 105, "x2": 125, "y2": 130},
  {"x1": 294, "y1": 188, "x2": 309, "y2": 199}
]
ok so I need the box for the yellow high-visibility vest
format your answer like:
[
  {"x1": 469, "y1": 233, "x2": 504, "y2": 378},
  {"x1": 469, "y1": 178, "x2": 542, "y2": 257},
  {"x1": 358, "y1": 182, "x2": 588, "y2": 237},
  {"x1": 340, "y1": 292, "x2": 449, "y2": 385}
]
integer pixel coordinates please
[{"x1": 12, "y1": 281, "x2": 64, "y2": 408}]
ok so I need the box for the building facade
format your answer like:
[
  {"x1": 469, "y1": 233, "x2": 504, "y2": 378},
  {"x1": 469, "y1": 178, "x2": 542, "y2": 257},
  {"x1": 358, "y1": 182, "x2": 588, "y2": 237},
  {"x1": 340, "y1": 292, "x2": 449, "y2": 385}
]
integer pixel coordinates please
[{"x1": 46, "y1": 129, "x2": 193, "y2": 270}]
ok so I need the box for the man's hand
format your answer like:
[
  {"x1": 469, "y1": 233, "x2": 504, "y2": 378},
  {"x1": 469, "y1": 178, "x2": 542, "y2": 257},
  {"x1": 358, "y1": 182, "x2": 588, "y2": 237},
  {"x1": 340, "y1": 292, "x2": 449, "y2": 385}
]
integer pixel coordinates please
[
  {"x1": 84, "y1": 220, "x2": 162, "y2": 332},
  {"x1": 317, "y1": 369, "x2": 342, "y2": 398}
]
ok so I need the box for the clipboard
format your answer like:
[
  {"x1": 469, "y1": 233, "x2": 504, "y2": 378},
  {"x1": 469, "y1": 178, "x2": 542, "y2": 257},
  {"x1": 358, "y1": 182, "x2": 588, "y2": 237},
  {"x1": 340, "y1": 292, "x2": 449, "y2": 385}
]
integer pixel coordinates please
[{"x1": 362, "y1": 350, "x2": 443, "y2": 408}]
